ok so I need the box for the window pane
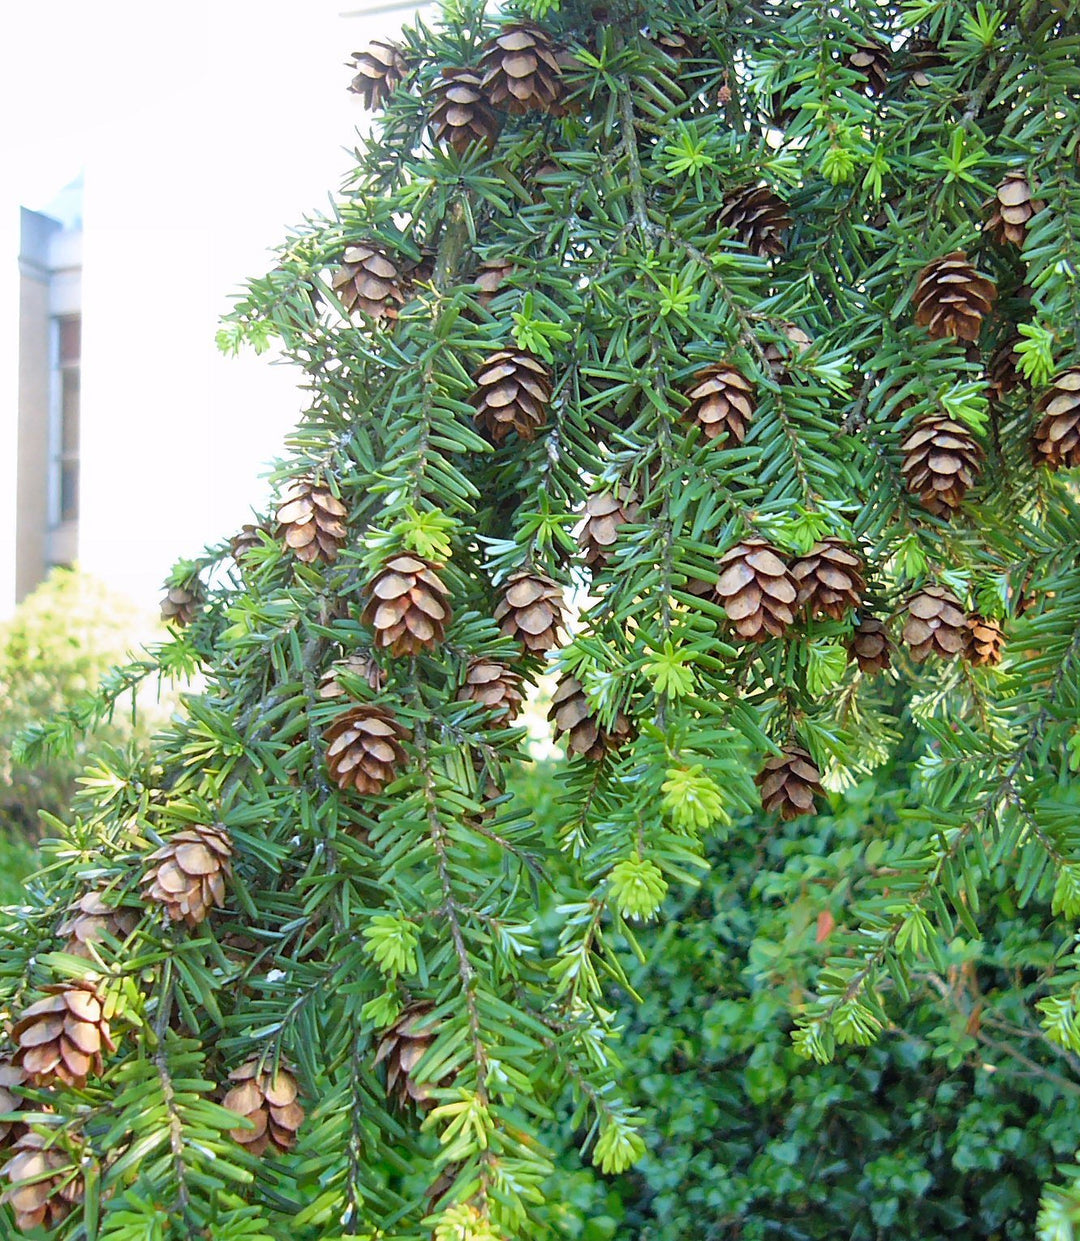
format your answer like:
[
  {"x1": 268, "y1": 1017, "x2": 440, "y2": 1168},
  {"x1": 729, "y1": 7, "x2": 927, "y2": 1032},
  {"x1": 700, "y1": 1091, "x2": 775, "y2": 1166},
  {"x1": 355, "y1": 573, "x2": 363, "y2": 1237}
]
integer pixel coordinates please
[
  {"x1": 59, "y1": 317, "x2": 81, "y2": 364},
  {"x1": 62, "y1": 369, "x2": 80, "y2": 455},
  {"x1": 60, "y1": 463, "x2": 78, "y2": 523}
]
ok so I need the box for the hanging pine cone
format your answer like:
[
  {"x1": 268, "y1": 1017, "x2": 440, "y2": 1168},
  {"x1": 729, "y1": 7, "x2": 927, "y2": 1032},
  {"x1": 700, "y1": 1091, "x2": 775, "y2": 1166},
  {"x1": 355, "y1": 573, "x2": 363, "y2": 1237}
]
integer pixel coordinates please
[
  {"x1": 276, "y1": 480, "x2": 348, "y2": 564},
  {"x1": 474, "y1": 257, "x2": 516, "y2": 307},
  {"x1": 319, "y1": 654, "x2": 385, "y2": 698},
  {"x1": 430, "y1": 68, "x2": 502, "y2": 155},
  {"x1": 0, "y1": 1061, "x2": 26, "y2": 1148},
  {"x1": 684, "y1": 363, "x2": 756, "y2": 445},
  {"x1": 348, "y1": 39, "x2": 408, "y2": 108},
  {"x1": 223, "y1": 1060, "x2": 305, "y2": 1157},
  {"x1": 577, "y1": 486, "x2": 639, "y2": 567},
  {"x1": 549, "y1": 674, "x2": 634, "y2": 761},
  {"x1": 902, "y1": 585, "x2": 968, "y2": 661},
  {"x1": 652, "y1": 29, "x2": 701, "y2": 59},
  {"x1": 12, "y1": 982, "x2": 116, "y2": 1088},
  {"x1": 762, "y1": 322, "x2": 813, "y2": 382},
  {"x1": 905, "y1": 36, "x2": 946, "y2": 87},
  {"x1": 456, "y1": 657, "x2": 524, "y2": 722},
  {"x1": 493, "y1": 571, "x2": 567, "y2": 653},
  {"x1": 1032, "y1": 367, "x2": 1080, "y2": 471},
  {"x1": 849, "y1": 616, "x2": 893, "y2": 674},
  {"x1": 160, "y1": 582, "x2": 202, "y2": 628},
  {"x1": 361, "y1": 555, "x2": 452, "y2": 657},
  {"x1": 323, "y1": 704, "x2": 409, "y2": 796},
  {"x1": 791, "y1": 539, "x2": 865, "y2": 620},
  {"x1": 848, "y1": 42, "x2": 890, "y2": 95},
  {"x1": 230, "y1": 523, "x2": 266, "y2": 565},
  {"x1": 332, "y1": 243, "x2": 407, "y2": 322},
  {"x1": 755, "y1": 746, "x2": 824, "y2": 820},
  {"x1": 374, "y1": 1004, "x2": 442, "y2": 1108},
  {"x1": 913, "y1": 252, "x2": 997, "y2": 342},
  {"x1": 142, "y1": 823, "x2": 233, "y2": 927},
  {"x1": 480, "y1": 22, "x2": 564, "y2": 115},
  {"x1": 714, "y1": 539, "x2": 798, "y2": 642},
  {"x1": 471, "y1": 348, "x2": 552, "y2": 443},
  {"x1": 716, "y1": 185, "x2": 792, "y2": 258},
  {"x1": 986, "y1": 333, "x2": 1025, "y2": 402},
  {"x1": 985, "y1": 171, "x2": 1044, "y2": 248},
  {"x1": 2, "y1": 1131, "x2": 84, "y2": 1233},
  {"x1": 965, "y1": 614, "x2": 1005, "y2": 667},
  {"x1": 900, "y1": 411, "x2": 983, "y2": 517},
  {"x1": 57, "y1": 889, "x2": 138, "y2": 958}
]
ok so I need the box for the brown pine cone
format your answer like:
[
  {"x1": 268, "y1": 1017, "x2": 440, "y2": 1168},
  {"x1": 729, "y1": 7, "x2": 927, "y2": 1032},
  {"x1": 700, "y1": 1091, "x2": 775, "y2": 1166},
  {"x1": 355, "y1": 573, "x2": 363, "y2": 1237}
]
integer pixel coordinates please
[
  {"x1": 0, "y1": 1062, "x2": 27, "y2": 1149},
  {"x1": 848, "y1": 42, "x2": 890, "y2": 95},
  {"x1": 652, "y1": 30, "x2": 702, "y2": 59},
  {"x1": 480, "y1": 22, "x2": 564, "y2": 115},
  {"x1": 160, "y1": 583, "x2": 202, "y2": 628},
  {"x1": 142, "y1": 823, "x2": 233, "y2": 927},
  {"x1": 276, "y1": 480, "x2": 348, "y2": 564},
  {"x1": 577, "y1": 486, "x2": 639, "y2": 567},
  {"x1": 1032, "y1": 367, "x2": 1080, "y2": 471},
  {"x1": 474, "y1": 257, "x2": 516, "y2": 307},
  {"x1": 849, "y1": 616, "x2": 892, "y2": 674},
  {"x1": 12, "y1": 982, "x2": 116, "y2": 1088},
  {"x1": 549, "y1": 674, "x2": 634, "y2": 761},
  {"x1": 965, "y1": 614, "x2": 1005, "y2": 667},
  {"x1": 985, "y1": 171, "x2": 1044, "y2": 248},
  {"x1": 230, "y1": 523, "x2": 266, "y2": 565},
  {"x1": 374, "y1": 1003, "x2": 442, "y2": 1109},
  {"x1": 57, "y1": 888, "x2": 138, "y2": 958},
  {"x1": 332, "y1": 243, "x2": 407, "y2": 322},
  {"x1": 493, "y1": 571, "x2": 567, "y2": 653},
  {"x1": 471, "y1": 348, "x2": 552, "y2": 443},
  {"x1": 319, "y1": 654, "x2": 385, "y2": 699},
  {"x1": 913, "y1": 252, "x2": 997, "y2": 342},
  {"x1": 224, "y1": 1060, "x2": 304, "y2": 1156},
  {"x1": 456, "y1": 657, "x2": 524, "y2": 722},
  {"x1": 762, "y1": 322, "x2": 813, "y2": 383},
  {"x1": 430, "y1": 68, "x2": 502, "y2": 155},
  {"x1": 323, "y1": 704, "x2": 409, "y2": 796},
  {"x1": 716, "y1": 185, "x2": 792, "y2": 258},
  {"x1": 361, "y1": 554, "x2": 452, "y2": 657},
  {"x1": 348, "y1": 39, "x2": 408, "y2": 108},
  {"x1": 986, "y1": 333, "x2": 1025, "y2": 403},
  {"x1": 684, "y1": 363, "x2": 756, "y2": 445},
  {"x1": 791, "y1": 539, "x2": 865, "y2": 620},
  {"x1": 900, "y1": 411, "x2": 983, "y2": 517},
  {"x1": 756, "y1": 746, "x2": 824, "y2": 820},
  {"x1": 3, "y1": 1130, "x2": 84, "y2": 1233},
  {"x1": 714, "y1": 539, "x2": 798, "y2": 642},
  {"x1": 902, "y1": 585, "x2": 968, "y2": 661}
]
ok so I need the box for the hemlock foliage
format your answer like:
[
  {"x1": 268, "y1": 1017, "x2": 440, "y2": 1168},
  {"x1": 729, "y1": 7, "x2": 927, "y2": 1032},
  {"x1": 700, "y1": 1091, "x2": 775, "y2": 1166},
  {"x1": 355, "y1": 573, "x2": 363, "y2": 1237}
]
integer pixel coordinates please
[{"x1": 2, "y1": 0, "x2": 1080, "y2": 1237}]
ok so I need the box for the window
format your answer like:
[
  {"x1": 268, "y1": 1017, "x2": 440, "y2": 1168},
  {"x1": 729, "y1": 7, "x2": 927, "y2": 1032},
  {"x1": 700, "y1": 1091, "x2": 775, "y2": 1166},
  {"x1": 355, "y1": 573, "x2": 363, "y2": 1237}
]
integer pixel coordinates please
[{"x1": 53, "y1": 315, "x2": 80, "y2": 525}]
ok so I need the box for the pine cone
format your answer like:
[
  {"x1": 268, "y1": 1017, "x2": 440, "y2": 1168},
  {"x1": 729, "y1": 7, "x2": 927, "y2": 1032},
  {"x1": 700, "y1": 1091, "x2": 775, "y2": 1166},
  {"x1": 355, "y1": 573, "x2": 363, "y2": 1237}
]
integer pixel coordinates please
[
  {"x1": 714, "y1": 539, "x2": 798, "y2": 642},
  {"x1": 480, "y1": 22, "x2": 564, "y2": 115},
  {"x1": 160, "y1": 583, "x2": 202, "y2": 628},
  {"x1": 791, "y1": 539, "x2": 865, "y2": 620},
  {"x1": 0, "y1": 1062, "x2": 27, "y2": 1149},
  {"x1": 549, "y1": 675, "x2": 634, "y2": 761},
  {"x1": 332, "y1": 243, "x2": 407, "y2": 321},
  {"x1": 323, "y1": 704, "x2": 409, "y2": 796},
  {"x1": 12, "y1": 982, "x2": 116, "y2": 1088},
  {"x1": 2, "y1": 1131, "x2": 84, "y2": 1233},
  {"x1": 474, "y1": 257, "x2": 516, "y2": 307},
  {"x1": 223, "y1": 1060, "x2": 304, "y2": 1156},
  {"x1": 230, "y1": 523, "x2": 266, "y2": 565},
  {"x1": 57, "y1": 889, "x2": 137, "y2": 958},
  {"x1": 848, "y1": 42, "x2": 890, "y2": 95},
  {"x1": 913, "y1": 252, "x2": 997, "y2": 342},
  {"x1": 374, "y1": 1003, "x2": 441, "y2": 1108},
  {"x1": 762, "y1": 322, "x2": 813, "y2": 382},
  {"x1": 965, "y1": 614, "x2": 1005, "y2": 667},
  {"x1": 684, "y1": 363, "x2": 756, "y2": 445},
  {"x1": 430, "y1": 68, "x2": 502, "y2": 155},
  {"x1": 902, "y1": 585, "x2": 968, "y2": 661},
  {"x1": 905, "y1": 37, "x2": 946, "y2": 87},
  {"x1": 986, "y1": 333, "x2": 1025, "y2": 403},
  {"x1": 456, "y1": 657, "x2": 524, "y2": 722},
  {"x1": 577, "y1": 486, "x2": 639, "y2": 567},
  {"x1": 849, "y1": 616, "x2": 892, "y2": 674},
  {"x1": 493, "y1": 571, "x2": 567, "y2": 653},
  {"x1": 361, "y1": 554, "x2": 452, "y2": 657},
  {"x1": 1033, "y1": 367, "x2": 1080, "y2": 471},
  {"x1": 716, "y1": 185, "x2": 792, "y2": 258},
  {"x1": 653, "y1": 30, "x2": 701, "y2": 59},
  {"x1": 755, "y1": 746, "x2": 824, "y2": 820},
  {"x1": 471, "y1": 348, "x2": 552, "y2": 443},
  {"x1": 985, "y1": 172, "x2": 1043, "y2": 248},
  {"x1": 276, "y1": 480, "x2": 348, "y2": 564},
  {"x1": 348, "y1": 39, "x2": 408, "y2": 108},
  {"x1": 900, "y1": 411, "x2": 983, "y2": 517},
  {"x1": 319, "y1": 654, "x2": 385, "y2": 698},
  {"x1": 142, "y1": 823, "x2": 233, "y2": 927}
]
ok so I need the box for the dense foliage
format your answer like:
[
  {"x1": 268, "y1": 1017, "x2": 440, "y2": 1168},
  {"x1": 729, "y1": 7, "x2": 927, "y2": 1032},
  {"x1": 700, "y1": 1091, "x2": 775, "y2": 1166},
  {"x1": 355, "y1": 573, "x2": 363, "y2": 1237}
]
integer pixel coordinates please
[{"x1": 2, "y1": 1, "x2": 1080, "y2": 1238}]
